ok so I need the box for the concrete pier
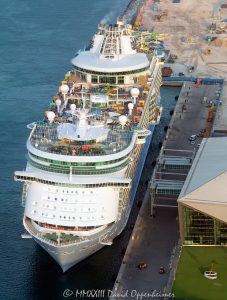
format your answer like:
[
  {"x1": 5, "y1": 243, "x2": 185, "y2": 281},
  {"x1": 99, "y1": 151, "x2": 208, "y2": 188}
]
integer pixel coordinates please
[{"x1": 110, "y1": 81, "x2": 222, "y2": 300}]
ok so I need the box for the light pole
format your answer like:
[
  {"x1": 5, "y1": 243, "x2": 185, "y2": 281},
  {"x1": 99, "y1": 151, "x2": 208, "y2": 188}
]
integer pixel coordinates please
[
  {"x1": 55, "y1": 99, "x2": 61, "y2": 113},
  {"x1": 130, "y1": 87, "x2": 140, "y2": 105},
  {"x1": 60, "y1": 84, "x2": 69, "y2": 109}
]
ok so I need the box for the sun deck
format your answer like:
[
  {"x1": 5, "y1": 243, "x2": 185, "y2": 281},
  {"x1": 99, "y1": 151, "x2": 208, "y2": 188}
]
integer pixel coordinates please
[
  {"x1": 29, "y1": 81, "x2": 154, "y2": 157},
  {"x1": 30, "y1": 121, "x2": 134, "y2": 156}
]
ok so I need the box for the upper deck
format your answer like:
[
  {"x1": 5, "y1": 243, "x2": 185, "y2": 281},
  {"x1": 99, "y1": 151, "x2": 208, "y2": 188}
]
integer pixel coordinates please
[
  {"x1": 30, "y1": 119, "x2": 134, "y2": 157},
  {"x1": 28, "y1": 19, "x2": 162, "y2": 161}
]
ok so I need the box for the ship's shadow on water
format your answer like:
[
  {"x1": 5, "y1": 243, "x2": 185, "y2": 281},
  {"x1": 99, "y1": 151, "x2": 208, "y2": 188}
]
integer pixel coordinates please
[{"x1": 26, "y1": 86, "x2": 180, "y2": 300}]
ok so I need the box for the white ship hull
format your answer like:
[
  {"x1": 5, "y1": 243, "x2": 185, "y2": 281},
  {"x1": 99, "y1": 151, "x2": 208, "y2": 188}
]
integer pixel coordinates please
[
  {"x1": 25, "y1": 209, "x2": 128, "y2": 272},
  {"x1": 32, "y1": 222, "x2": 122, "y2": 272},
  {"x1": 24, "y1": 125, "x2": 155, "y2": 272}
]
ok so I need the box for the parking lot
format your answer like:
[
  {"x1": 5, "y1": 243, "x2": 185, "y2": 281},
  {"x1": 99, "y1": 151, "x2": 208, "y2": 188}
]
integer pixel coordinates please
[{"x1": 165, "y1": 81, "x2": 220, "y2": 154}]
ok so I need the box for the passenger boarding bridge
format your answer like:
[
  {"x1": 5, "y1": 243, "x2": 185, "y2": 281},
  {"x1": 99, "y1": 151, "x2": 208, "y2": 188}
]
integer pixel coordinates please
[{"x1": 150, "y1": 148, "x2": 196, "y2": 214}]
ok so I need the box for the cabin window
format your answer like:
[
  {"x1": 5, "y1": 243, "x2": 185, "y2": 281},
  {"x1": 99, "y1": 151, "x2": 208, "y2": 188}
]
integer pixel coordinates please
[
  {"x1": 118, "y1": 76, "x2": 124, "y2": 84},
  {"x1": 99, "y1": 76, "x2": 116, "y2": 84},
  {"x1": 91, "y1": 75, "x2": 98, "y2": 83},
  {"x1": 80, "y1": 73, "x2": 86, "y2": 81}
]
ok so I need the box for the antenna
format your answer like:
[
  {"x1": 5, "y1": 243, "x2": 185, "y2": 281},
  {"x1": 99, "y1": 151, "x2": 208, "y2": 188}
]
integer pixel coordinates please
[{"x1": 81, "y1": 84, "x2": 85, "y2": 110}]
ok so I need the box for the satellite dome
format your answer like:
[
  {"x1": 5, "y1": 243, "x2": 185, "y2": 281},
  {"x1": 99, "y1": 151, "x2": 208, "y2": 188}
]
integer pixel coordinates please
[
  {"x1": 119, "y1": 115, "x2": 127, "y2": 126},
  {"x1": 46, "y1": 111, "x2": 55, "y2": 122},
  {"x1": 128, "y1": 103, "x2": 134, "y2": 110},
  {"x1": 60, "y1": 84, "x2": 69, "y2": 94},
  {"x1": 55, "y1": 99, "x2": 61, "y2": 107},
  {"x1": 130, "y1": 88, "x2": 140, "y2": 98}
]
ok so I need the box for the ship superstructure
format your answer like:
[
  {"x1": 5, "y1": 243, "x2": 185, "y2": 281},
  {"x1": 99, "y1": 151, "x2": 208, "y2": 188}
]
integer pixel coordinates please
[{"x1": 15, "y1": 18, "x2": 162, "y2": 271}]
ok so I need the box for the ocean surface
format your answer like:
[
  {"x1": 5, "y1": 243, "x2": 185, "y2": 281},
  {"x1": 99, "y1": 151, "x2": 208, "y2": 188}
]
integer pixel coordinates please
[{"x1": 0, "y1": 1, "x2": 180, "y2": 299}]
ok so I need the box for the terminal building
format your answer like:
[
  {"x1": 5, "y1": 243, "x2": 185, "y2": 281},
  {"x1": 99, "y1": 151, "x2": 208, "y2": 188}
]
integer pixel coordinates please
[{"x1": 178, "y1": 137, "x2": 227, "y2": 245}]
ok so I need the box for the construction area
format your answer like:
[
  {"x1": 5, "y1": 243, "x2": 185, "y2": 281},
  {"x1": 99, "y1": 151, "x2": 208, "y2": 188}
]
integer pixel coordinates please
[{"x1": 135, "y1": 0, "x2": 227, "y2": 79}]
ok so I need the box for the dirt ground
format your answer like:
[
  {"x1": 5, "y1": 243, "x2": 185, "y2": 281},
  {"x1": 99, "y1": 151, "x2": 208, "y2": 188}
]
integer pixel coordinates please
[{"x1": 141, "y1": 0, "x2": 227, "y2": 79}]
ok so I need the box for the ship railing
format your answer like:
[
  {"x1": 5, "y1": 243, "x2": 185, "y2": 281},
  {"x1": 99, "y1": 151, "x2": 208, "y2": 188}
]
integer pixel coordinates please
[
  {"x1": 163, "y1": 76, "x2": 224, "y2": 85},
  {"x1": 24, "y1": 217, "x2": 86, "y2": 246},
  {"x1": 37, "y1": 234, "x2": 87, "y2": 246},
  {"x1": 30, "y1": 124, "x2": 135, "y2": 156}
]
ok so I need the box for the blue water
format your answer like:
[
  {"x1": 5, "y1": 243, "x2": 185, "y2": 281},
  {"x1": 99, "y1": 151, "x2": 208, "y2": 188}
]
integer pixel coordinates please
[{"x1": 0, "y1": 1, "x2": 181, "y2": 299}]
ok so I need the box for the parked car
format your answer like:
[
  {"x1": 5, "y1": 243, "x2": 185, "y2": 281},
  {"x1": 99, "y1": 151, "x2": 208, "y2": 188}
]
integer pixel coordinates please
[{"x1": 189, "y1": 134, "x2": 197, "y2": 142}]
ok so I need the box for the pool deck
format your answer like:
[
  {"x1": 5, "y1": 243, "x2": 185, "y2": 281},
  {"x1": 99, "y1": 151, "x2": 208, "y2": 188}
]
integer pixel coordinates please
[{"x1": 110, "y1": 81, "x2": 222, "y2": 300}]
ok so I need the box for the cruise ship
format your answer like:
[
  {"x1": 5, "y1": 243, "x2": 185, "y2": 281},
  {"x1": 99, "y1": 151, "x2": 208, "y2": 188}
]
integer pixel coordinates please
[{"x1": 15, "y1": 18, "x2": 162, "y2": 272}]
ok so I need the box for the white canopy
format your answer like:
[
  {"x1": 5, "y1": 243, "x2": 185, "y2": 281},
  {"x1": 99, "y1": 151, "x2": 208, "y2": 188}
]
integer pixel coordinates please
[
  {"x1": 71, "y1": 52, "x2": 149, "y2": 73},
  {"x1": 57, "y1": 123, "x2": 109, "y2": 142}
]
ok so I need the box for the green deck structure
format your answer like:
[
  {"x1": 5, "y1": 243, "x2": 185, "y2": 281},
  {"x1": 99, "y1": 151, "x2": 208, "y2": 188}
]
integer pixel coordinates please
[{"x1": 172, "y1": 247, "x2": 227, "y2": 300}]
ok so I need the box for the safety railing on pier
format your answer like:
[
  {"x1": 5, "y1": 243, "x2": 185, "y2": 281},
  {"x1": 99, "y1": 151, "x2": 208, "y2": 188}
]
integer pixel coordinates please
[{"x1": 163, "y1": 76, "x2": 224, "y2": 85}]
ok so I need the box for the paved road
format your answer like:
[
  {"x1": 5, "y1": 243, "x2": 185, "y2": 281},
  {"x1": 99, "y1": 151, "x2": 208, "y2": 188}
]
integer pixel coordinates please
[
  {"x1": 166, "y1": 82, "x2": 218, "y2": 153},
  {"x1": 110, "y1": 190, "x2": 178, "y2": 300}
]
